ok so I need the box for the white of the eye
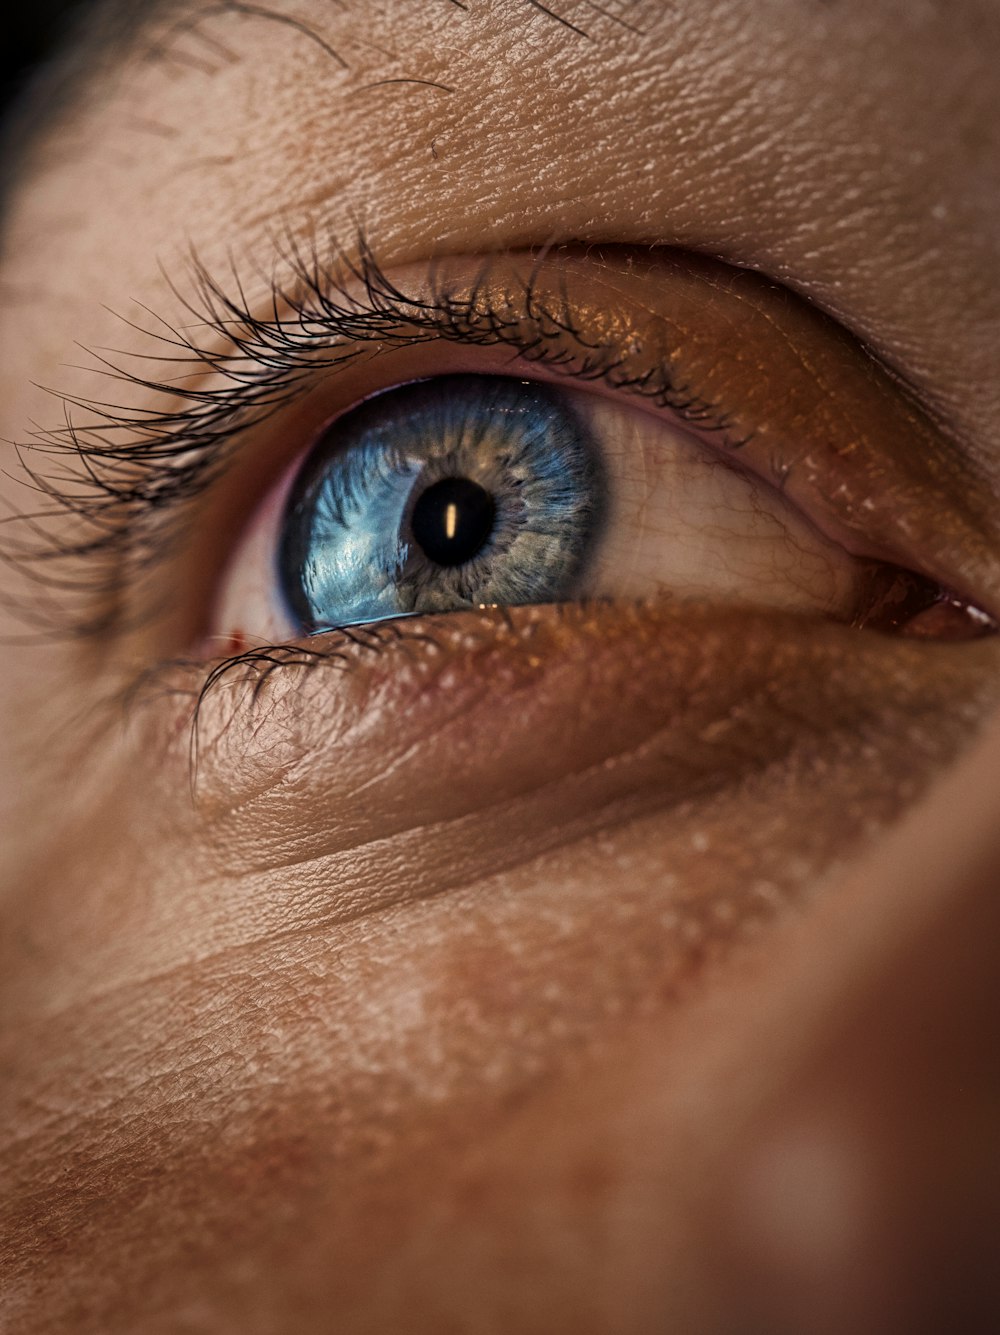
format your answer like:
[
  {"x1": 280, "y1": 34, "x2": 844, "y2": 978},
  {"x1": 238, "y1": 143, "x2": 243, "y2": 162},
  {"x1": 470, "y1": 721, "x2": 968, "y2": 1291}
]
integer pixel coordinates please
[
  {"x1": 580, "y1": 395, "x2": 858, "y2": 616},
  {"x1": 209, "y1": 449, "x2": 302, "y2": 651}
]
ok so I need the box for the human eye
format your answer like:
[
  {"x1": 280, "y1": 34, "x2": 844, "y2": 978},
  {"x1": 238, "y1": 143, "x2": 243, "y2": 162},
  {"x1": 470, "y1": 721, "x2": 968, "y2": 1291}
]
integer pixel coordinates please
[
  {"x1": 216, "y1": 367, "x2": 861, "y2": 642},
  {"x1": 23, "y1": 230, "x2": 988, "y2": 855},
  {"x1": 78, "y1": 243, "x2": 993, "y2": 659}
]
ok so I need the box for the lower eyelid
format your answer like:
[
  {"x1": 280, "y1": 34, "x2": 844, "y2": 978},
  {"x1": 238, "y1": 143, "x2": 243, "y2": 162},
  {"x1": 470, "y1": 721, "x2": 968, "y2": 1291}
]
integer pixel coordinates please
[{"x1": 138, "y1": 602, "x2": 1000, "y2": 912}]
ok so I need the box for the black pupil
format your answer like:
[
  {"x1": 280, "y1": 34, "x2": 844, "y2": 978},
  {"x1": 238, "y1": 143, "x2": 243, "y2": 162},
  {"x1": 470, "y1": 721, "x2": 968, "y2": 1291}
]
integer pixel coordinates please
[{"x1": 411, "y1": 476, "x2": 496, "y2": 567}]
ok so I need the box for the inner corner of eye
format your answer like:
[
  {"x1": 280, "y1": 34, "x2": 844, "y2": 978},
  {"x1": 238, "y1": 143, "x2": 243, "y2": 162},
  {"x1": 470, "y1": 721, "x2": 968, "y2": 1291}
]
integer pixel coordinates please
[{"x1": 204, "y1": 373, "x2": 994, "y2": 650}]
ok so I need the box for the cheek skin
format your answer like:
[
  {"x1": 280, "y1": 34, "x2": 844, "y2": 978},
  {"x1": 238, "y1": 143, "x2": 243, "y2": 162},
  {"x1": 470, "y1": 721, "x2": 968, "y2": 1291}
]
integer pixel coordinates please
[{"x1": 0, "y1": 603, "x2": 997, "y2": 1330}]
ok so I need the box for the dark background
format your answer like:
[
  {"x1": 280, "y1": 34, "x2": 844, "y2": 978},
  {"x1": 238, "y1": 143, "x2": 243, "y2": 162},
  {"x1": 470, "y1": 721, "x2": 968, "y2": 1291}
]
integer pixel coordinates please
[{"x1": 4, "y1": 4, "x2": 91, "y2": 116}]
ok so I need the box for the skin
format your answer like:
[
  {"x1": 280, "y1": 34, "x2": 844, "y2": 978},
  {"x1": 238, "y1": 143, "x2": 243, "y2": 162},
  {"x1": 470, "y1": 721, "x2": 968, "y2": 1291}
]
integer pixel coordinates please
[{"x1": 0, "y1": 1, "x2": 998, "y2": 1329}]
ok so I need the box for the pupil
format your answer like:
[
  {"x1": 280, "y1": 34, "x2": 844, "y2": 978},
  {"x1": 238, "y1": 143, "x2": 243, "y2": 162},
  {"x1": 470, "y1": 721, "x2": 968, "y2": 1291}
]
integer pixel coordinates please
[{"x1": 411, "y1": 476, "x2": 496, "y2": 567}]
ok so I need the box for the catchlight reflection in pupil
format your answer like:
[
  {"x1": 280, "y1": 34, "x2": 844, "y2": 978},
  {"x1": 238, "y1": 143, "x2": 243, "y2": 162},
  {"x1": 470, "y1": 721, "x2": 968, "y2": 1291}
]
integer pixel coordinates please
[
  {"x1": 278, "y1": 374, "x2": 604, "y2": 632},
  {"x1": 411, "y1": 477, "x2": 496, "y2": 567}
]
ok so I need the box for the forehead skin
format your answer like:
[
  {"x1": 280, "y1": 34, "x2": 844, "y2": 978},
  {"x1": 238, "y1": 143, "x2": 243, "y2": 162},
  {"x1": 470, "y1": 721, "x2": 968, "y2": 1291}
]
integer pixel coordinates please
[{"x1": 1, "y1": 2, "x2": 1000, "y2": 1331}]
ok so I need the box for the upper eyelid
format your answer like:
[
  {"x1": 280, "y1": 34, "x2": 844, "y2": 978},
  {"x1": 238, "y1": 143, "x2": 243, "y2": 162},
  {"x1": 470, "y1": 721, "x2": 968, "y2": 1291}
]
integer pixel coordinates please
[{"x1": 9, "y1": 240, "x2": 727, "y2": 613}]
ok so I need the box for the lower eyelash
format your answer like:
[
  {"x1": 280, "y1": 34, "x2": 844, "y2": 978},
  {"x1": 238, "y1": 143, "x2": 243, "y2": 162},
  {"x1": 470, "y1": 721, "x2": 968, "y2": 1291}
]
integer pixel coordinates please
[
  {"x1": 119, "y1": 621, "x2": 402, "y2": 791},
  {"x1": 121, "y1": 596, "x2": 1000, "y2": 810},
  {"x1": 127, "y1": 607, "x2": 534, "y2": 791}
]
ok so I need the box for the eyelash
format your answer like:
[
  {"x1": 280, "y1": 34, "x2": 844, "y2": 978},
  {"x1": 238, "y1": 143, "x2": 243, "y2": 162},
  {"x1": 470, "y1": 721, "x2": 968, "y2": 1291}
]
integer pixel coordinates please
[{"x1": 9, "y1": 232, "x2": 733, "y2": 639}]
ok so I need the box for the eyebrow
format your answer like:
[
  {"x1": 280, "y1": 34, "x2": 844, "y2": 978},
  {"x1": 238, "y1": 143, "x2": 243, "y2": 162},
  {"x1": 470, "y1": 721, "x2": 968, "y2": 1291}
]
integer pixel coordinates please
[{"x1": 7, "y1": 0, "x2": 618, "y2": 113}]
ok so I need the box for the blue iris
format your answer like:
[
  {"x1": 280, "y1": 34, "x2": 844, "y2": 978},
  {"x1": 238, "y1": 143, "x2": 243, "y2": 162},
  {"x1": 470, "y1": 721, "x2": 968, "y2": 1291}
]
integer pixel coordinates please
[{"x1": 279, "y1": 374, "x2": 605, "y2": 631}]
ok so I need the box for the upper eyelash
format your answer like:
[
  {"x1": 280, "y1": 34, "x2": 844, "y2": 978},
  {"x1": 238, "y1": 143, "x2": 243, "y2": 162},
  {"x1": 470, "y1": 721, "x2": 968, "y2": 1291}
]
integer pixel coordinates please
[
  {"x1": 121, "y1": 601, "x2": 593, "y2": 792},
  {"x1": 2, "y1": 232, "x2": 731, "y2": 637}
]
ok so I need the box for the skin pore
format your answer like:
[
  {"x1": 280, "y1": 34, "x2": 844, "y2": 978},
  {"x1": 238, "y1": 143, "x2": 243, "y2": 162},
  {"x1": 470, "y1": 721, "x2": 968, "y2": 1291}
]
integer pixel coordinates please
[{"x1": 1, "y1": 1, "x2": 999, "y2": 1330}]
